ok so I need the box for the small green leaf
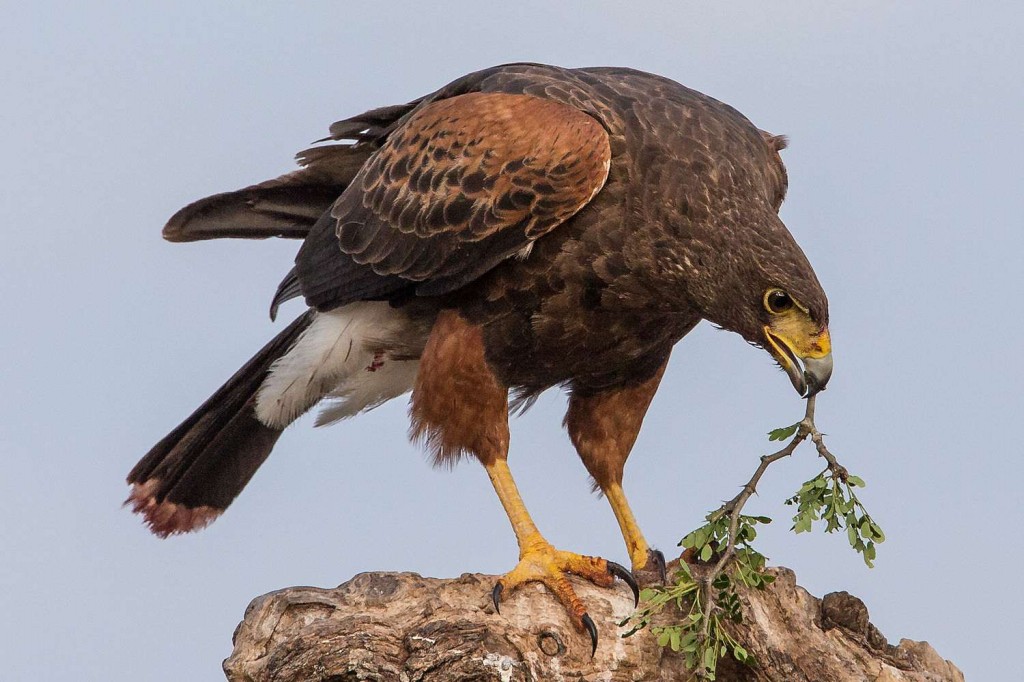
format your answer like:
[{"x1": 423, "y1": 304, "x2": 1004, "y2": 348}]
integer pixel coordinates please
[
  {"x1": 700, "y1": 544, "x2": 713, "y2": 562},
  {"x1": 768, "y1": 422, "x2": 800, "y2": 441},
  {"x1": 704, "y1": 645, "x2": 718, "y2": 671}
]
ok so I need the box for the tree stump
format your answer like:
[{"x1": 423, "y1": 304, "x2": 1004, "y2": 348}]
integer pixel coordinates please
[{"x1": 224, "y1": 568, "x2": 962, "y2": 681}]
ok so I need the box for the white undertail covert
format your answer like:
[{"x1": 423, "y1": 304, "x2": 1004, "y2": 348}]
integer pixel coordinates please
[{"x1": 255, "y1": 302, "x2": 421, "y2": 429}]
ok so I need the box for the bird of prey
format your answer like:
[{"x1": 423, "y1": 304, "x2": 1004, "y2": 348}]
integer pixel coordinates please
[{"x1": 127, "y1": 63, "x2": 832, "y2": 651}]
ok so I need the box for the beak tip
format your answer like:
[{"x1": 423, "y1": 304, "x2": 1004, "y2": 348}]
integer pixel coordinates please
[
  {"x1": 765, "y1": 328, "x2": 832, "y2": 398},
  {"x1": 789, "y1": 372, "x2": 808, "y2": 397},
  {"x1": 802, "y1": 353, "x2": 834, "y2": 396}
]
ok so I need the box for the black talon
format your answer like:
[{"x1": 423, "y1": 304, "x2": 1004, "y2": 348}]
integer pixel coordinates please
[
  {"x1": 491, "y1": 582, "x2": 503, "y2": 614},
  {"x1": 607, "y1": 560, "x2": 640, "y2": 607},
  {"x1": 581, "y1": 612, "x2": 598, "y2": 656},
  {"x1": 650, "y1": 549, "x2": 667, "y2": 584}
]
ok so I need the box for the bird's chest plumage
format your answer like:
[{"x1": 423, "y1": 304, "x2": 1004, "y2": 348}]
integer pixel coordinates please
[
  {"x1": 486, "y1": 303, "x2": 697, "y2": 394},
  {"x1": 454, "y1": 194, "x2": 701, "y2": 393}
]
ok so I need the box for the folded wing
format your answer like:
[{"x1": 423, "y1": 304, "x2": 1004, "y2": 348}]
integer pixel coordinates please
[{"x1": 294, "y1": 92, "x2": 612, "y2": 310}]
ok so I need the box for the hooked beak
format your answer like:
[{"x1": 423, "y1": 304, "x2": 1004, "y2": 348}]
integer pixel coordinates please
[{"x1": 764, "y1": 325, "x2": 833, "y2": 397}]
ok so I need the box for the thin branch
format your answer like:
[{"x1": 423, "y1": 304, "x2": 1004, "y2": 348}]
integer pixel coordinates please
[
  {"x1": 620, "y1": 390, "x2": 877, "y2": 679},
  {"x1": 810, "y1": 427, "x2": 848, "y2": 481},
  {"x1": 695, "y1": 394, "x2": 825, "y2": 667}
]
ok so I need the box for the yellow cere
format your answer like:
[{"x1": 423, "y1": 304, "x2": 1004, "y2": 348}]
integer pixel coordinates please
[{"x1": 765, "y1": 308, "x2": 831, "y2": 361}]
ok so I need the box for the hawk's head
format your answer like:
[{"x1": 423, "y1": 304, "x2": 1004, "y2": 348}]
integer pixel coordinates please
[{"x1": 685, "y1": 211, "x2": 832, "y2": 397}]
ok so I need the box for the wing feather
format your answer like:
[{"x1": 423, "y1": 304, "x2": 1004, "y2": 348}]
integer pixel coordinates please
[
  {"x1": 162, "y1": 144, "x2": 374, "y2": 242},
  {"x1": 295, "y1": 92, "x2": 611, "y2": 310}
]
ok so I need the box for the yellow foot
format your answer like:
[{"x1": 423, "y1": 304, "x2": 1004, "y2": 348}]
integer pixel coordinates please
[{"x1": 491, "y1": 538, "x2": 638, "y2": 655}]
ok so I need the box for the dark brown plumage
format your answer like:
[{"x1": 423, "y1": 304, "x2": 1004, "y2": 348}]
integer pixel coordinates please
[{"x1": 127, "y1": 63, "x2": 833, "y2": 645}]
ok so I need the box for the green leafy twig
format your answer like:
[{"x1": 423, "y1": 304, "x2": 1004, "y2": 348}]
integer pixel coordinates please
[
  {"x1": 787, "y1": 469, "x2": 885, "y2": 566},
  {"x1": 620, "y1": 394, "x2": 884, "y2": 680},
  {"x1": 620, "y1": 563, "x2": 753, "y2": 678},
  {"x1": 784, "y1": 396, "x2": 885, "y2": 565}
]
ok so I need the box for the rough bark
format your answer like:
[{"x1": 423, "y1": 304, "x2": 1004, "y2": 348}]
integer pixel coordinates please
[{"x1": 224, "y1": 568, "x2": 962, "y2": 681}]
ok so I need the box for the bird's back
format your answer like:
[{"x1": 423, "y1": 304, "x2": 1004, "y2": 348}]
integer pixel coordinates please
[{"x1": 382, "y1": 65, "x2": 786, "y2": 394}]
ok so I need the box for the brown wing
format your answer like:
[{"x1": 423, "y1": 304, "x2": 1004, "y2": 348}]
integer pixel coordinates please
[{"x1": 294, "y1": 92, "x2": 611, "y2": 310}]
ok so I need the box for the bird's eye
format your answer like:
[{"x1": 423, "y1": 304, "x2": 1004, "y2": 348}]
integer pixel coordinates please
[{"x1": 764, "y1": 289, "x2": 794, "y2": 314}]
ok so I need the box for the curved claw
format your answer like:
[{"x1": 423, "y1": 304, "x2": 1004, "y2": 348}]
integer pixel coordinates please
[
  {"x1": 607, "y1": 560, "x2": 640, "y2": 607},
  {"x1": 581, "y1": 612, "x2": 598, "y2": 657},
  {"x1": 492, "y1": 581, "x2": 504, "y2": 615},
  {"x1": 650, "y1": 549, "x2": 667, "y2": 584}
]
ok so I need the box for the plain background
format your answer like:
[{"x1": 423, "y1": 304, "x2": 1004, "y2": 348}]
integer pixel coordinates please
[{"x1": 3, "y1": 2, "x2": 1020, "y2": 680}]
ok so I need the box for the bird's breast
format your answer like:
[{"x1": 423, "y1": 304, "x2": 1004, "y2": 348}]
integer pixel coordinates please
[{"x1": 464, "y1": 255, "x2": 700, "y2": 393}]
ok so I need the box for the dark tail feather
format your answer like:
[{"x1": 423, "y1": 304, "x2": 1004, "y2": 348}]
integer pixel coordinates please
[
  {"x1": 126, "y1": 311, "x2": 314, "y2": 536},
  {"x1": 160, "y1": 99, "x2": 423, "y2": 244},
  {"x1": 161, "y1": 144, "x2": 374, "y2": 243}
]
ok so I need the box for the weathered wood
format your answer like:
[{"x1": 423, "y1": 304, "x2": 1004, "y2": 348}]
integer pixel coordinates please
[{"x1": 224, "y1": 568, "x2": 962, "y2": 681}]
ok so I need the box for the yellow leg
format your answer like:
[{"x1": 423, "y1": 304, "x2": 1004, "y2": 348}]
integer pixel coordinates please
[
  {"x1": 484, "y1": 459, "x2": 637, "y2": 651},
  {"x1": 604, "y1": 482, "x2": 651, "y2": 571},
  {"x1": 564, "y1": 362, "x2": 671, "y2": 578},
  {"x1": 411, "y1": 310, "x2": 635, "y2": 652},
  {"x1": 485, "y1": 459, "x2": 549, "y2": 556}
]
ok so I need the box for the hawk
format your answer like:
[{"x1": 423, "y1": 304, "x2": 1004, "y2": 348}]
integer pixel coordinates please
[{"x1": 127, "y1": 63, "x2": 832, "y2": 651}]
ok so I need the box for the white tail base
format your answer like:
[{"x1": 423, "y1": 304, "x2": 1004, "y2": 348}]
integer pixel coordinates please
[{"x1": 255, "y1": 303, "x2": 420, "y2": 429}]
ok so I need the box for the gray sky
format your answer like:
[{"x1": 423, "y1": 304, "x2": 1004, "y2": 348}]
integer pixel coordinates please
[{"x1": 3, "y1": 2, "x2": 1020, "y2": 679}]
